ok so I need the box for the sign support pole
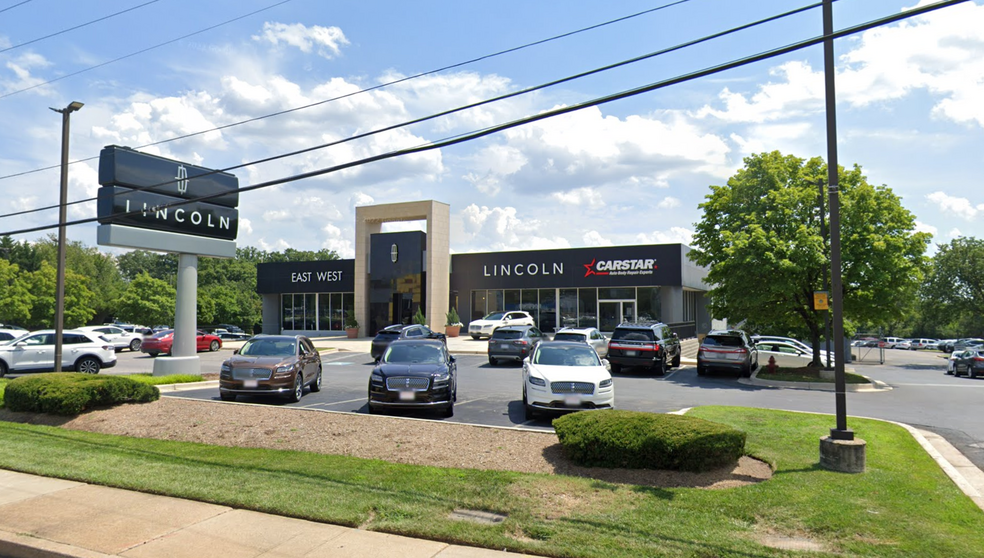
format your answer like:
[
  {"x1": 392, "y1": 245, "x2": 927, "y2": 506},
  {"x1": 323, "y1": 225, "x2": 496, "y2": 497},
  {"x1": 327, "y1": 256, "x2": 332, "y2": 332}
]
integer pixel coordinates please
[{"x1": 153, "y1": 253, "x2": 201, "y2": 376}]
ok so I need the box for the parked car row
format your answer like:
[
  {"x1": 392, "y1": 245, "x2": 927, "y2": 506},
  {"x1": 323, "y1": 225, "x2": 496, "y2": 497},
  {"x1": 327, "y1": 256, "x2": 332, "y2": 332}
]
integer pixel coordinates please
[
  {"x1": 946, "y1": 349, "x2": 984, "y2": 378},
  {"x1": 140, "y1": 329, "x2": 222, "y2": 357},
  {"x1": 0, "y1": 329, "x2": 117, "y2": 377}
]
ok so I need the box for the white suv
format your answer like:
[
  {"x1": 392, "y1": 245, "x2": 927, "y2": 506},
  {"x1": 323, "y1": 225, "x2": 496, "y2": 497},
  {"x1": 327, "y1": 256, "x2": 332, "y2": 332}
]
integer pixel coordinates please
[
  {"x1": 79, "y1": 325, "x2": 144, "y2": 352},
  {"x1": 468, "y1": 311, "x2": 535, "y2": 340},
  {"x1": 0, "y1": 330, "x2": 117, "y2": 377}
]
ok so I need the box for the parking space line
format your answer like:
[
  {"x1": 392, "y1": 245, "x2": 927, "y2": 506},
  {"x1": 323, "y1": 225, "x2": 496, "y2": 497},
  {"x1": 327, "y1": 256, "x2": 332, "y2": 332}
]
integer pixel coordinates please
[
  {"x1": 301, "y1": 397, "x2": 367, "y2": 408},
  {"x1": 452, "y1": 396, "x2": 492, "y2": 406}
]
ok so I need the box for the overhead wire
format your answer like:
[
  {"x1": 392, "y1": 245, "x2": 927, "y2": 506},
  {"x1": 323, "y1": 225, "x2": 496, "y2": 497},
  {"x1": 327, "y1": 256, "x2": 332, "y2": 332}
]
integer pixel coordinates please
[
  {"x1": 0, "y1": 0, "x2": 292, "y2": 101},
  {"x1": 0, "y1": 0, "x2": 32, "y2": 15},
  {"x1": 0, "y1": 0, "x2": 822, "y2": 221},
  {"x1": 0, "y1": 0, "x2": 691, "y2": 182},
  {"x1": 1, "y1": 0, "x2": 968, "y2": 238},
  {"x1": 0, "y1": 0, "x2": 162, "y2": 54}
]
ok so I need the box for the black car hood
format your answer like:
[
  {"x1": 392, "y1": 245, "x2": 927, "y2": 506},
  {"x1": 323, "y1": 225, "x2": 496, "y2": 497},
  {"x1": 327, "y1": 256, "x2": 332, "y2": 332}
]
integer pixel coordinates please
[{"x1": 377, "y1": 362, "x2": 447, "y2": 376}]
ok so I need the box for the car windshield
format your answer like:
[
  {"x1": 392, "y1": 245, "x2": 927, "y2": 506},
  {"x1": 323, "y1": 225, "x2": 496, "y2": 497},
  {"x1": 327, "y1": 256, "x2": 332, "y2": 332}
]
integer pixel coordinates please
[
  {"x1": 553, "y1": 332, "x2": 586, "y2": 342},
  {"x1": 383, "y1": 344, "x2": 444, "y2": 364},
  {"x1": 703, "y1": 336, "x2": 745, "y2": 347},
  {"x1": 151, "y1": 330, "x2": 173, "y2": 339},
  {"x1": 239, "y1": 339, "x2": 296, "y2": 357},
  {"x1": 492, "y1": 329, "x2": 524, "y2": 340},
  {"x1": 533, "y1": 345, "x2": 601, "y2": 366},
  {"x1": 482, "y1": 312, "x2": 506, "y2": 320}
]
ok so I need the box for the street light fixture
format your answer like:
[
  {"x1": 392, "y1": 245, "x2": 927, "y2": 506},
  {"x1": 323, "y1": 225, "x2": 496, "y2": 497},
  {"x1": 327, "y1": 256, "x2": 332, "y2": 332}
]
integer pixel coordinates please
[{"x1": 49, "y1": 101, "x2": 84, "y2": 372}]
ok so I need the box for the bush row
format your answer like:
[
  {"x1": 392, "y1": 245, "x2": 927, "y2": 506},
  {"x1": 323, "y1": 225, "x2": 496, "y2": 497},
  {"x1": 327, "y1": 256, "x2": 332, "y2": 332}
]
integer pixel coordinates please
[
  {"x1": 553, "y1": 410, "x2": 746, "y2": 472},
  {"x1": 4, "y1": 373, "x2": 160, "y2": 415}
]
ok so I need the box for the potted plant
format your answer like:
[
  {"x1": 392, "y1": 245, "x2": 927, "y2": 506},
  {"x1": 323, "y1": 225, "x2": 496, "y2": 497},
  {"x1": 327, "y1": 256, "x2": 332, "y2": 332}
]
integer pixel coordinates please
[
  {"x1": 413, "y1": 307, "x2": 427, "y2": 326},
  {"x1": 344, "y1": 314, "x2": 359, "y2": 339},
  {"x1": 445, "y1": 308, "x2": 462, "y2": 338}
]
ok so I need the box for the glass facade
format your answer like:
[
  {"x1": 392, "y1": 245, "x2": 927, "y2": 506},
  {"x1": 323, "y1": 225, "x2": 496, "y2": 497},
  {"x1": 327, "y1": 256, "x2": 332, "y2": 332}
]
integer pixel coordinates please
[
  {"x1": 469, "y1": 286, "x2": 663, "y2": 332},
  {"x1": 281, "y1": 292, "x2": 354, "y2": 332}
]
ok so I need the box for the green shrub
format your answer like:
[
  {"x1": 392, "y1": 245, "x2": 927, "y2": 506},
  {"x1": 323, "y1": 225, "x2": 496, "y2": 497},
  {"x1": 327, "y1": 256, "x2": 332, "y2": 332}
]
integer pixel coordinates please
[
  {"x1": 553, "y1": 410, "x2": 746, "y2": 472},
  {"x1": 122, "y1": 373, "x2": 204, "y2": 385},
  {"x1": 4, "y1": 373, "x2": 160, "y2": 416}
]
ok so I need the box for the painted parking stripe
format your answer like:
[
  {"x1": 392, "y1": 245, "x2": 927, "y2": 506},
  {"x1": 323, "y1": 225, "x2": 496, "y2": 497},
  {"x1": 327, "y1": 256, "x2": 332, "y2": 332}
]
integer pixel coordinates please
[{"x1": 299, "y1": 397, "x2": 367, "y2": 408}]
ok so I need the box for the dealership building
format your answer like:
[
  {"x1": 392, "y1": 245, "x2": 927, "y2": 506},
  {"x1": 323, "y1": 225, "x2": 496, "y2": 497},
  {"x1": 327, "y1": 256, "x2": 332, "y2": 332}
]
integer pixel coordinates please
[{"x1": 257, "y1": 201, "x2": 712, "y2": 338}]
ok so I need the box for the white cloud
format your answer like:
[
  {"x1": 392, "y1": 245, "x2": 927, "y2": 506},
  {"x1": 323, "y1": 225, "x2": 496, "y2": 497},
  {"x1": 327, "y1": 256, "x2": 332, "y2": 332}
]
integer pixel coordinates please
[
  {"x1": 583, "y1": 230, "x2": 613, "y2": 246},
  {"x1": 551, "y1": 187, "x2": 605, "y2": 209},
  {"x1": 927, "y1": 191, "x2": 984, "y2": 220},
  {"x1": 459, "y1": 204, "x2": 570, "y2": 251},
  {"x1": 253, "y1": 22, "x2": 349, "y2": 59},
  {"x1": 1, "y1": 51, "x2": 54, "y2": 96},
  {"x1": 948, "y1": 228, "x2": 962, "y2": 239},
  {"x1": 694, "y1": 61, "x2": 824, "y2": 124},
  {"x1": 350, "y1": 192, "x2": 375, "y2": 207},
  {"x1": 914, "y1": 220, "x2": 937, "y2": 237},
  {"x1": 635, "y1": 227, "x2": 694, "y2": 246},
  {"x1": 321, "y1": 222, "x2": 353, "y2": 258},
  {"x1": 657, "y1": 197, "x2": 681, "y2": 209},
  {"x1": 239, "y1": 218, "x2": 253, "y2": 235}
]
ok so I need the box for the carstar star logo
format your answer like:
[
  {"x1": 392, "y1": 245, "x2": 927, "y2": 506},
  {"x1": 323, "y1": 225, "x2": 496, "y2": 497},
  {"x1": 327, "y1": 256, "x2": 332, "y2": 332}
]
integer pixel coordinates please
[
  {"x1": 583, "y1": 258, "x2": 609, "y2": 277},
  {"x1": 583, "y1": 257, "x2": 658, "y2": 277}
]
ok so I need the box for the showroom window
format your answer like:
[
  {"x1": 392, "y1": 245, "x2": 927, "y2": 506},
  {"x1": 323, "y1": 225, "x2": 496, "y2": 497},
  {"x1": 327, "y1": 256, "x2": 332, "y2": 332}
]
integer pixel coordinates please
[{"x1": 637, "y1": 287, "x2": 661, "y2": 322}]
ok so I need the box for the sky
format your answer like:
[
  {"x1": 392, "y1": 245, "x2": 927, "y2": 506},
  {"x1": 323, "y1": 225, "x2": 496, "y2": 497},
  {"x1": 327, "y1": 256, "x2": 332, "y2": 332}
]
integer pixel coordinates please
[{"x1": 0, "y1": 0, "x2": 982, "y2": 260}]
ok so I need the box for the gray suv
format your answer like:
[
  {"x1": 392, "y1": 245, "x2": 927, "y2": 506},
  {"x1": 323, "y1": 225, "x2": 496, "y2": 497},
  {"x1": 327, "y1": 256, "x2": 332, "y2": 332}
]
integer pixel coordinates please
[
  {"x1": 606, "y1": 322, "x2": 681, "y2": 375},
  {"x1": 697, "y1": 329, "x2": 758, "y2": 378}
]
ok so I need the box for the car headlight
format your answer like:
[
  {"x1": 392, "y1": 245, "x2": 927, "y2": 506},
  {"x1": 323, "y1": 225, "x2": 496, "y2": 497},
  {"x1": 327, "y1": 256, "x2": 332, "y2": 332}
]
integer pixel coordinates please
[
  {"x1": 274, "y1": 364, "x2": 295, "y2": 376},
  {"x1": 220, "y1": 363, "x2": 231, "y2": 373},
  {"x1": 432, "y1": 371, "x2": 451, "y2": 385},
  {"x1": 370, "y1": 373, "x2": 384, "y2": 384},
  {"x1": 599, "y1": 378, "x2": 612, "y2": 388},
  {"x1": 528, "y1": 375, "x2": 546, "y2": 386}
]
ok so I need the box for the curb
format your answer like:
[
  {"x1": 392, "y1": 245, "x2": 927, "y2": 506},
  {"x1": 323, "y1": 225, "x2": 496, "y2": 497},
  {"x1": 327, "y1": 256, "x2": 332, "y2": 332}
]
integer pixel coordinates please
[{"x1": 739, "y1": 370, "x2": 892, "y2": 392}]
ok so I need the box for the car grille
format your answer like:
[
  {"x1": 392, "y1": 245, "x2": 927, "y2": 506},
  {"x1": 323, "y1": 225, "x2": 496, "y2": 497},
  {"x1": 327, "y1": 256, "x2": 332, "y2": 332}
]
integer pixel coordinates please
[
  {"x1": 386, "y1": 376, "x2": 430, "y2": 391},
  {"x1": 232, "y1": 368, "x2": 272, "y2": 380},
  {"x1": 550, "y1": 381, "x2": 595, "y2": 395}
]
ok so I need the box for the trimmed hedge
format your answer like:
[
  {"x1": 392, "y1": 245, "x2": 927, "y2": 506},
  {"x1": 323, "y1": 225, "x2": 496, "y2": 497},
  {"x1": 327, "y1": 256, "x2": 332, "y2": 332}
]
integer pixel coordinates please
[
  {"x1": 553, "y1": 410, "x2": 746, "y2": 472},
  {"x1": 3, "y1": 373, "x2": 160, "y2": 415}
]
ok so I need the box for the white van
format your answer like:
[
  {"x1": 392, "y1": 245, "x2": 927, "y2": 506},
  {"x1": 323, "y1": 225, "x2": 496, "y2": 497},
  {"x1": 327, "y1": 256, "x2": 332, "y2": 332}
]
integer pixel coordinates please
[{"x1": 880, "y1": 337, "x2": 904, "y2": 349}]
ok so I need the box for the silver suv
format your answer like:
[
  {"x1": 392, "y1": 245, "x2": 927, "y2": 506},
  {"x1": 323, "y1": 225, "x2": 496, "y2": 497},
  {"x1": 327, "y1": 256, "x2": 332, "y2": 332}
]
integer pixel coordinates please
[
  {"x1": 552, "y1": 327, "x2": 609, "y2": 358},
  {"x1": 697, "y1": 329, "x2": 758, "y2": 378}
]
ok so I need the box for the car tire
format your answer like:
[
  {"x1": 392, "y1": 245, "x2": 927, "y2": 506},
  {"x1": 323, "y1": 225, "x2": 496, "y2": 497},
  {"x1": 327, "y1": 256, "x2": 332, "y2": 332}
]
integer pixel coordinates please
[
  {"x1": 129, "y1": 339, "x2": 141, "y2": 352},
  {"x1": 697, "y1": 365, "x2": 706, "y2": 376},
  {"x1": 209, "y1": 340, "x2": 220, "y2": 352},
  {"x1": 671, "y1": 352, "x2": 681, "y2": 368},
  {"x1": 287, "y1": 373, "x2": 303, "y2": 402},
  {"x1": 523, "y1": 388, "x2": 535, "y2": 421},
  {"x1": 653, "y1": 355, "x2": 667, "y2": 376},
  {"x1": 610, "y1": 362, "x2": 621, "y2": 374},
  {"x1": 0, "y1": 360, "x2": 7, "y2": 378},
  {"x1": 310, "y1": 366, "x2": 323, "y2": 392},
  {"x1": 75, "y1": 357, "x2": 101, "y2": 374},
  {"x1": 945, "y1": 367, "x2": 953, "y2": 375},
  {"x1": 471, "y1": 335, "x2": 481, "y2": 340},
  {"x1": 443, "y1": 399, "x2": 454, "y2": 418},
  {"x1": 971, "y1": 368, "x2": 979, "y2": 380},
  {"x1": 219, "y1": 392, "x2": 237, "y2": 402},
  {"x1": 489, "y1": 356, "x2": 497, "y2": 366}
]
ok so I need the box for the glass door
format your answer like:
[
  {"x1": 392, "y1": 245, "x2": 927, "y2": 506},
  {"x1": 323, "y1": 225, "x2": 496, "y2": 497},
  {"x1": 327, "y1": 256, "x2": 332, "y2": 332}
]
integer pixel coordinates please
[{"x1": 599, "y1": 300, "x2": 635, "y2": 332}]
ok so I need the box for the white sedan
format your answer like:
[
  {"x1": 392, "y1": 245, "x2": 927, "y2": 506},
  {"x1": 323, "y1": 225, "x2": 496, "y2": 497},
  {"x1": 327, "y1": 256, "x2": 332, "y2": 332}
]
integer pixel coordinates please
[
  {"x1": 756, "y1": 340, "x2": 832, "y2": 368},
  {"x1": 522, "y1": 341, "x2": 614, "y2": 420},
  {"x1": 79, "y1": 325, "x2": 144, "y2": 352},
  {"x1": 468, "y1": 311, "x2": 534, "y2": 340}
]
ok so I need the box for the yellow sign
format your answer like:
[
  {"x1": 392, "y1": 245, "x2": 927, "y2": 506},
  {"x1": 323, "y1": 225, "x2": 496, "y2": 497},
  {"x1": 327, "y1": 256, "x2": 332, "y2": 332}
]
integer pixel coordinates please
[{"x1": 814, "y1": 291, "x2": 829, "y2": 310}]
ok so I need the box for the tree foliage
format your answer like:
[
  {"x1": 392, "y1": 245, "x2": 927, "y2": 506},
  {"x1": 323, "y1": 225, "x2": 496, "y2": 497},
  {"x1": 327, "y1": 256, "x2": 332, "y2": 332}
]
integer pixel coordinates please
[
  {"x1": 920, "y1": 237, "x2": 984, "y2": 337},
  {"x1": 689, "y1": 151, "x2": 929, "y2": 361},
  {"x1": 0, "y1": 258, "x2": 33, "y2": 325},
  {"x1": 23, "y1": 262, "x2": 96, "y2": 329},
  {"x1": 115, "y1": 273, "x2": 176, "y2": 327}
]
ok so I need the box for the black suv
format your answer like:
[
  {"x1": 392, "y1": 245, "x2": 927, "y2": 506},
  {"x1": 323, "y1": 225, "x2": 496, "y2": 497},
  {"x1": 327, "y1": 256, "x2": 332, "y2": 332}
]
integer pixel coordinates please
[
  {"x1": 607, "y1": 322, "x2": 681, "y2": 375},
  {"x1": 370, "y1": 324, "x2": 447, "y2": 362},
  {"x1": 697, "y1": 329, "x2": 758, "y2": 377}
]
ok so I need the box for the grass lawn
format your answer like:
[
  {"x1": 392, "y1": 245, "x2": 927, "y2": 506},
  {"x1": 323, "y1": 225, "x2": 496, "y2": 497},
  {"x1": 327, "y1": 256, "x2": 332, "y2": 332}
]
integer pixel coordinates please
[
  {"x1": 0, "y1": 406, "x2": 982, "y2": 557},
  {"x1": 757, "y1": 366, "x2": 871, "y2": 384}
]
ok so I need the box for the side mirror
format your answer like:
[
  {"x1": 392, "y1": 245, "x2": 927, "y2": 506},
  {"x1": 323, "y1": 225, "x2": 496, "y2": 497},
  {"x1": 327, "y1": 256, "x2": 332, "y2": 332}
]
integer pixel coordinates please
[
  {"x1": 233, "y1": 349, "x2": 239, "y2": 355},
  {"x1": 449, "y1": 355, "x2": 456, "y2": 363},
  {"x1": 602, "y1": 358, "x2": 611, "y2": 371}
]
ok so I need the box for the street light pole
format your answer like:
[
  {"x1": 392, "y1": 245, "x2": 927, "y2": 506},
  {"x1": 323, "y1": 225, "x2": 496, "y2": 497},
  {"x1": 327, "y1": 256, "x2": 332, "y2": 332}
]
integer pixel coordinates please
[{"x1": 50, "y1": 101, "x2": 84, "y2": 373}]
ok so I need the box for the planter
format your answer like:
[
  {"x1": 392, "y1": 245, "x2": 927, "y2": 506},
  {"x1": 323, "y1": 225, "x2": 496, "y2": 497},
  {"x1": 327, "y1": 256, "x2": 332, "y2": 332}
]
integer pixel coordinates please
[
  {"x1": 345, "y1": 327, "x2": 358, "y2": 339},
  {"x1": 445, "y1": 325, "x2": 461, "y2": 338}
]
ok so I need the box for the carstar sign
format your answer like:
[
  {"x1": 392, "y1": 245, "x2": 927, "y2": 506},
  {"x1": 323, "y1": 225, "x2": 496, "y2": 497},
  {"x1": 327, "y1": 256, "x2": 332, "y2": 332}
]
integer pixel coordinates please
[{"x1": 584, "y1": 258, "x2": 658, "y2": 277}]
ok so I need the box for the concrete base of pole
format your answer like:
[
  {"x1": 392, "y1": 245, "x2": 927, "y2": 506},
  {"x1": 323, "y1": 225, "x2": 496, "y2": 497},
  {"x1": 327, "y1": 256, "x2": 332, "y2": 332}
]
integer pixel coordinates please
[
  {"x1": 819, "y1": 436, "x2": 867, "y2": 473},
  {"x1": 152, "y1": 356, "x2": 202, "y2": 377}
]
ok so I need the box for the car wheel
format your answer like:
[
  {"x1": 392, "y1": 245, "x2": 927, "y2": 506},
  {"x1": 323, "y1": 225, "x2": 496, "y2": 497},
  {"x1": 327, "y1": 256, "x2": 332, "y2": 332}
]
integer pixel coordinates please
[
  {"x1": 471, "y1": 335, "x2": 481, "y2": 340},
  {"x1": 76, "y1": 357, "x2": 101, "y2": 374},
  {"x1": 971, "y1": 368, "x2": 979, "y2": 379},
  {"x1": 209, "y1": 340, "x2": 220, "y2": 352},
  {"x1": 610, "y1": 362, "x2": 621, "y2": 374},
  {"x1": 310, "y1": 366, "x2": 323, "y2": 392},
  {"x1": 945, "y1": 367, "x2": 953, "y2": 375},
  {"x1": 653, "y1": 355, "x2": 667, "y2": 376},
  {"x1": 0, "y1": 360, "x2": 7, "y2": 378},
  {"x1": 443, "y1": 399, "x2": 454, "y2": 418},
  {"x1": 671, "y1": 352, "x2": 681, "y2": 368},
  {"x1": 489, "y1": 356, "x2": 497, "y2": 366},
  {"x1": 523, "y1": 388, "x2": 536, "y2": 421},
  {"x1": 219, "y1": 392, "x2": 237, "y2": 402},
  {"x1": 287, "y1": 373, "x2": 303, "y2": 402},
  {"x1": 129, "y1": 339, "x2": 141, "y2": 352},
  {"x1": 697, "y1": 365, "x2": 706, "y2": 376}
]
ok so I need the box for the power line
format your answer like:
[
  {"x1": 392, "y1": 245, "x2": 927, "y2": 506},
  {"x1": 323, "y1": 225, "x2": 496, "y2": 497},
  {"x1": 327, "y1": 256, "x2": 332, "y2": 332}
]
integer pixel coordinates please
[
  {"x1": 0, "y1": 0, "x2": 32, "y2": 15},
  {"x1": 0, "y1": 0, "x2": 162, "y2": 54},
  {"x1": 0, "y1": 0, "x2": 820, "y2": 221},
  {"x1": 0, "y1": 0, "x2": 291, "y2": 101},
  {"x1": 0, "y1": 0, "x2": 689, "y2": 182},
  {"x1": 1, "y1": 0, "x2": 967, "y2": 239}
]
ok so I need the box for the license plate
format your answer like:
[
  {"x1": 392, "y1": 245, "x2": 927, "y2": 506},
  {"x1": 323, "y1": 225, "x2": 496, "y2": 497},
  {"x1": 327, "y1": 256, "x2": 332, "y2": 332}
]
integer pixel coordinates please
[
  {"x1": 399, "y1": 391, "x2": 415, "y2": 401},
  {"x1": 243, "y1": 379, "x2": 258, "y2": 388},
  {"x1": 625, "y1": 350, "x2": 637, "y2": 357},
  {"x1": 564, "y1": 395, "x2": 581, "y2": 406},
  {"x1": 726, "y1": 353, "x2": 742, "y2": 360}
]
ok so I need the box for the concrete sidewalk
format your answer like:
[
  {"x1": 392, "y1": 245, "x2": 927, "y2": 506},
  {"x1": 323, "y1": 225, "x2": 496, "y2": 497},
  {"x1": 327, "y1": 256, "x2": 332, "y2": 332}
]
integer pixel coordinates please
[{"x1": 0, "y1": 469, "x2": 535, "y2": 558}]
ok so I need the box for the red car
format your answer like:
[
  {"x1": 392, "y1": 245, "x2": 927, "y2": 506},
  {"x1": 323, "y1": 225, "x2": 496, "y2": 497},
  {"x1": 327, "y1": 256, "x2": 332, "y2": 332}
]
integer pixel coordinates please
[{"x1": 140, "y1": 329, "x2": 222, "y2": 357}]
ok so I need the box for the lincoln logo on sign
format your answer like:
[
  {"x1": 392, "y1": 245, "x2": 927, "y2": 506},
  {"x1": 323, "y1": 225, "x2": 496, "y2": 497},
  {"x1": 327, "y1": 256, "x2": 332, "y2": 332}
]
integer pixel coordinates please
[
  {"x1": 175, "y1": 165, "x2": 188, "y2": 195},
  {"x1": 583, "y1": 257, "x2": 658, "y2": 277}
]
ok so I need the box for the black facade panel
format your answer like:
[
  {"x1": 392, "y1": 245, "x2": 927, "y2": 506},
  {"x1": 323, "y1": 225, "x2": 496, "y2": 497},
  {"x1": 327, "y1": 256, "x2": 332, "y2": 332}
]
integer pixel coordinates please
[
  {"x1": 256, "y1": 260, "x2": 354, "y2": 294},
  {"x1": 449, "y1": 244, "x2": 684, "y2": 293},
  {"x1": 369, "y1": 231, "x2": 426, "y2": 334},
  {"x1": 98, "y1": 145, "x2": 239, "y2": 207}
]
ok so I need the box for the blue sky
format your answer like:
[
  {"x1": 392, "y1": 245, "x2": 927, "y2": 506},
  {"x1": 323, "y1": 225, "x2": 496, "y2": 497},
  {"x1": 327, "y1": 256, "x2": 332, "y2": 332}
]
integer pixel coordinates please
[{"x1": 1, "y1": 0, "x2": 981, "y2": 258}]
